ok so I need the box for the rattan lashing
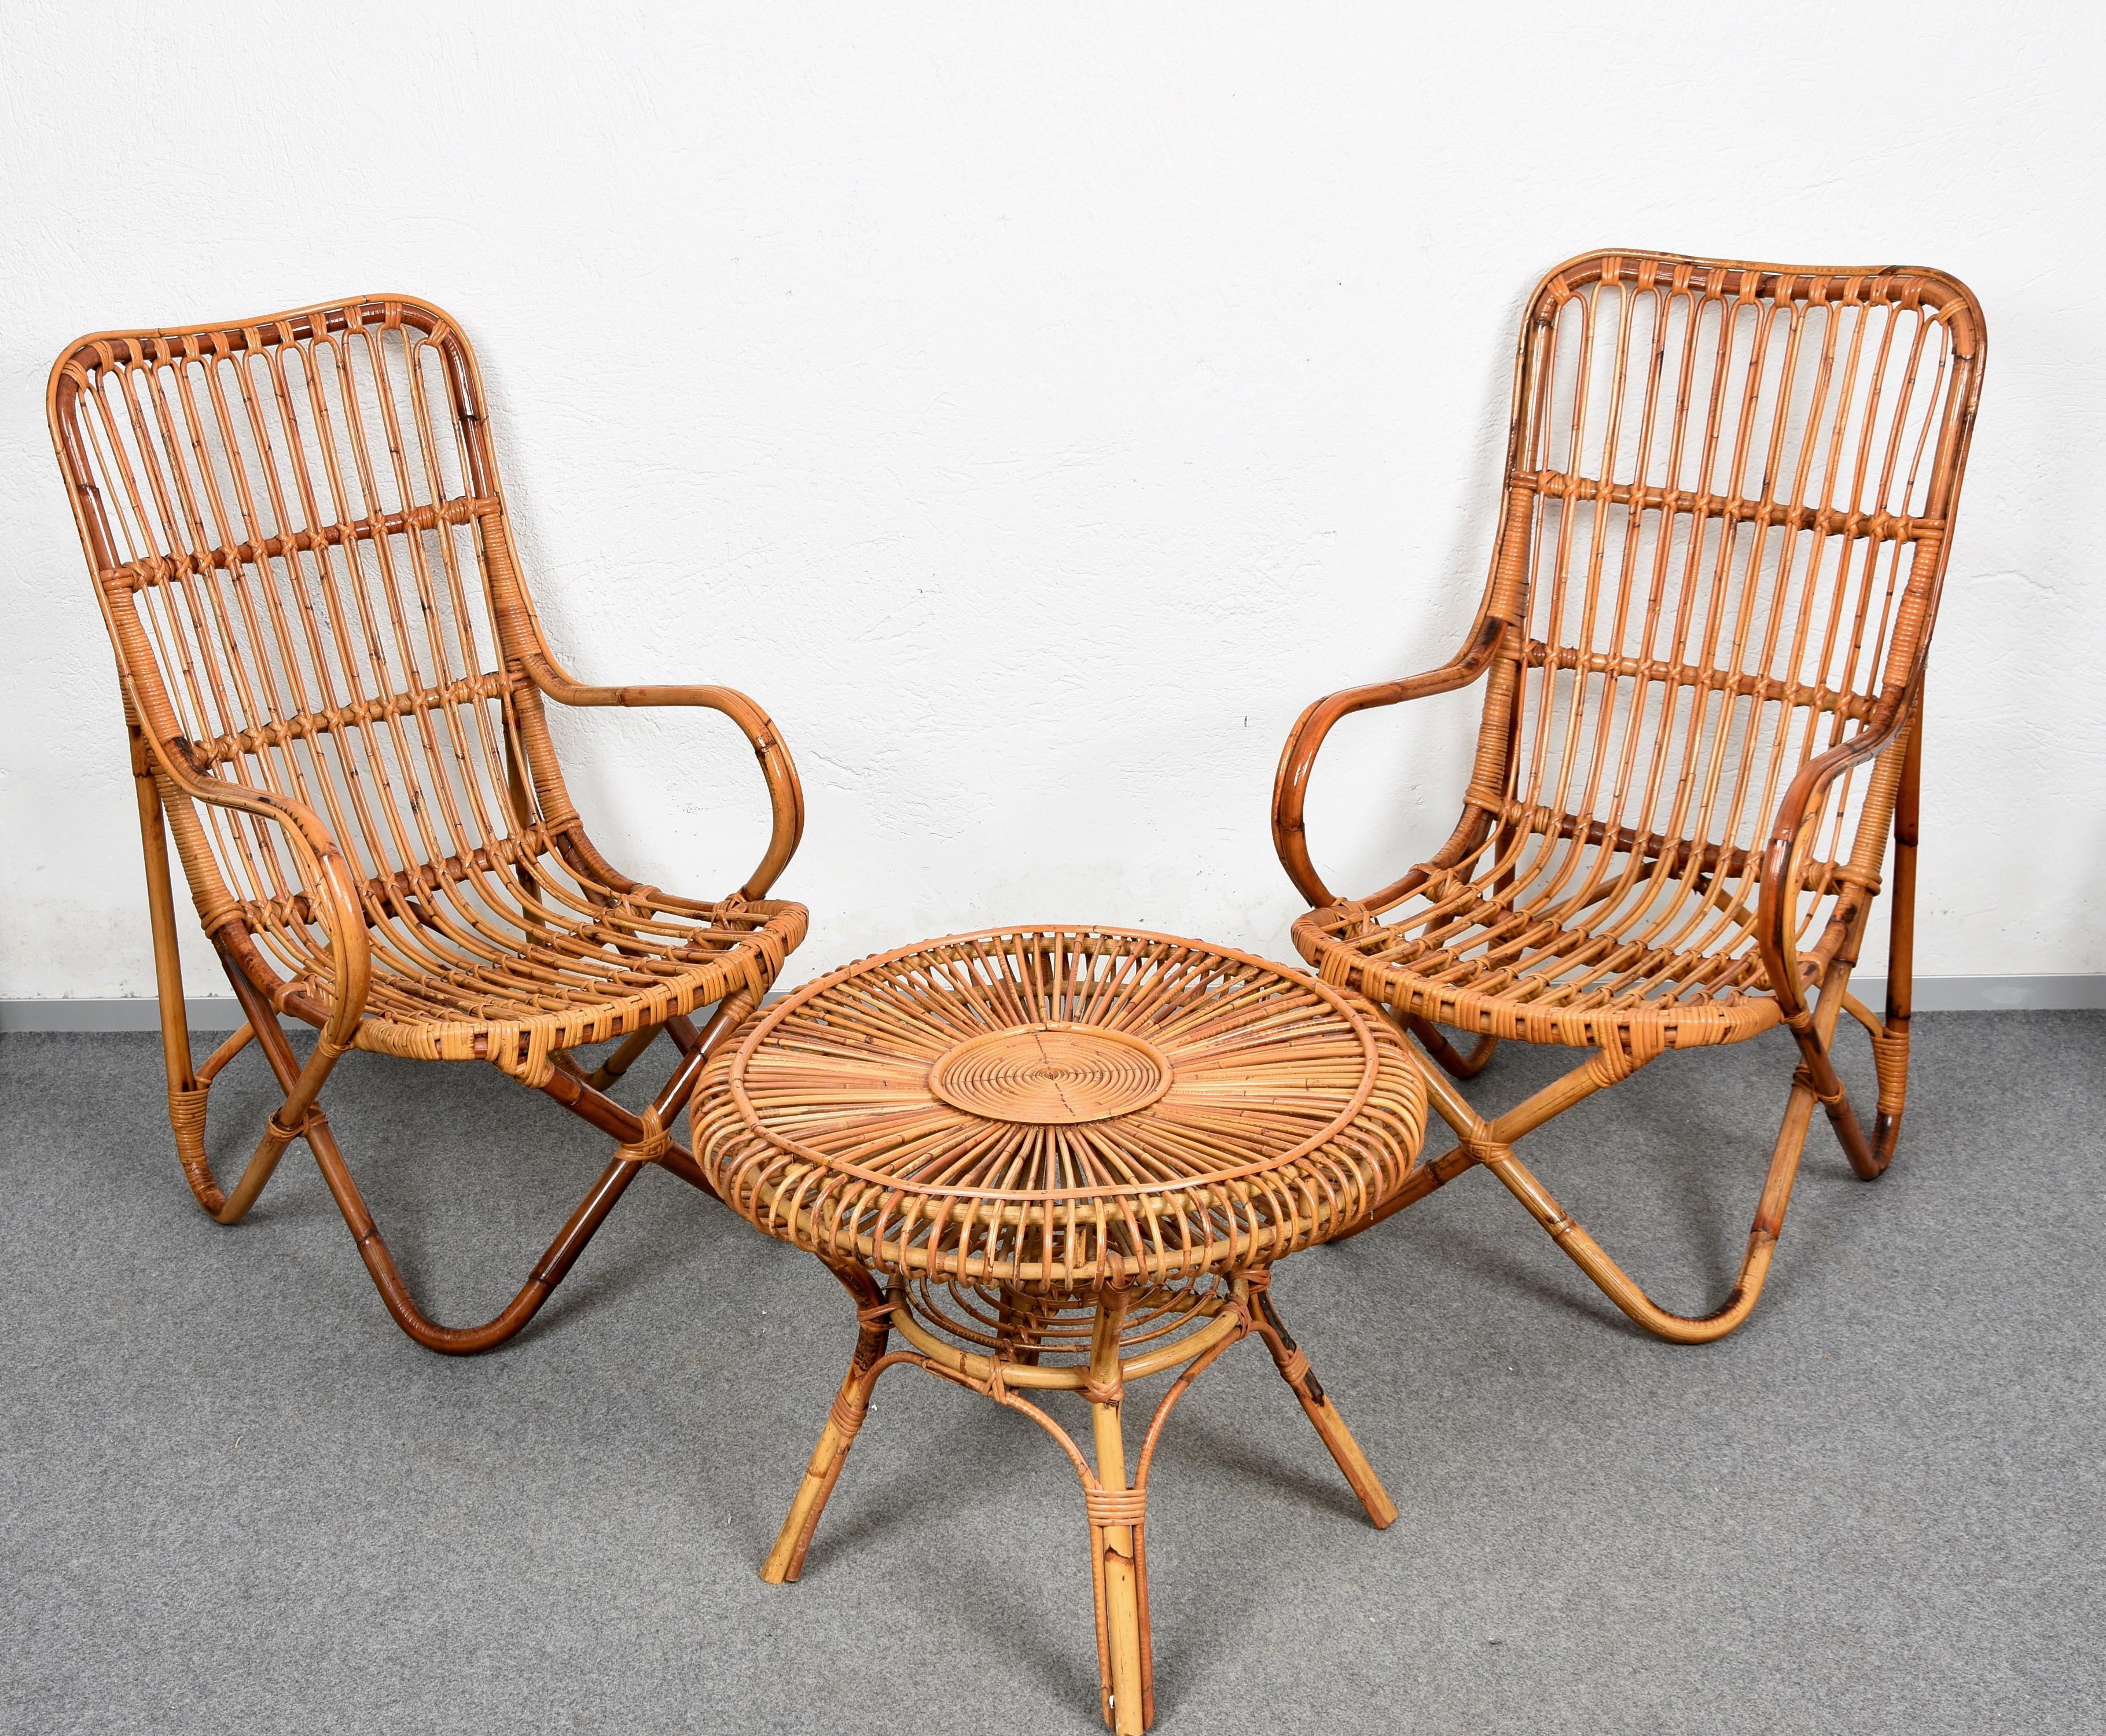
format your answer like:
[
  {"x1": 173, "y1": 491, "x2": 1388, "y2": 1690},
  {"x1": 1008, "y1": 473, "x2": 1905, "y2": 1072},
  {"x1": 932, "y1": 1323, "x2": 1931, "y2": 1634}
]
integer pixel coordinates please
[
  {"x1": 1274, "y1": 251, "x2": 1986, "y2": 1342},
  {"x1": 47, "y1": 297, "x2": 808, "y2": 1352},
  {"x1": 693, "y1": 927, "x2": 1428, "y2": 1733}
]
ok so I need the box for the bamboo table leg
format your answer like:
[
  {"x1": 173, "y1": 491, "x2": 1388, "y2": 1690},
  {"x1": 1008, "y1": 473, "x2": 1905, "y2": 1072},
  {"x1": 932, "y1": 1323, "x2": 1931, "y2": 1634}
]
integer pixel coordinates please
[
  {"x1": 1251, "y1": 1285, "x2": 1398, "y2": 1529},
  {"x1": 763, "y1": 1271, "x2": 894, "y2": 1584},
  {"x1": 1085, "y1": 1289, "x2": 1151, "y2": 1735},
  {"x1": 758, "y1": 1273, "x2": 1397, "y2": 1733}
]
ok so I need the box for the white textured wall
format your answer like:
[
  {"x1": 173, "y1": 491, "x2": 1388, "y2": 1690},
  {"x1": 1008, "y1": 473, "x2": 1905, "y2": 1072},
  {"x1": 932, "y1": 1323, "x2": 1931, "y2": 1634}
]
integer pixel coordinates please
[{"x1": 2, "y1": 1, "x2": 2101, "y2": 1002}]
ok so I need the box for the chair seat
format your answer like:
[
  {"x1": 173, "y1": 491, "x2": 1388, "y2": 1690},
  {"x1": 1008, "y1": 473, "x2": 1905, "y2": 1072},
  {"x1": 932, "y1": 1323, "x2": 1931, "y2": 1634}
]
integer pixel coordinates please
[
  {"x1": 1293, "y1": 850, "x2": 1838, "y2": 1051},
  {"x1": 242, "y1": 867, "x2": 807, "y2": 1082}
]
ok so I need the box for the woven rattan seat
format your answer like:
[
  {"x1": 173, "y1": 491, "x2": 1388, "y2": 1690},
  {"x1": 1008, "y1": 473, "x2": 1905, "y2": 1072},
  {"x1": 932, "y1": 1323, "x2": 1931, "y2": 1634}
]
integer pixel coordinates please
[
  {"x1": 693, "y1": 927, "x2": 1427, "y2": 1733},
  {"x1": 325, "y1": 873, "x2": 800, "y2": 1077},
  {"x1": 1304, "y1": 850, "x2": 1810, "y2": 1051},
  {"x1": 49, "y1": 296, "x2": 808, "y2": 1352},
  {"x1": 1273, "y1": 250, "x2": 1986, "y2": 1341}
]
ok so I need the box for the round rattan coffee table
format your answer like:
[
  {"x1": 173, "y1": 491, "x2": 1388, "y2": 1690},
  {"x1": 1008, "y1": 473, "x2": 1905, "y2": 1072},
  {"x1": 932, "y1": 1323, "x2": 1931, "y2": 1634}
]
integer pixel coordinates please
[{"x1": 691, "y1": 927, "x2": 1428, "y2": 1733}]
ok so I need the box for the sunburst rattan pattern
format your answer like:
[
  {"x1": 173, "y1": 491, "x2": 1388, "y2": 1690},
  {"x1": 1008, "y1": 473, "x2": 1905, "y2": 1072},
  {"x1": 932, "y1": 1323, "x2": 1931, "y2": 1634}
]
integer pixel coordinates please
[
  {"x1": 693, "y1": 927, "x2": 1427, "y2": 1733},
  {"x1": 1273, "y1": 250, "x2": 1985, "y2": 1343},
  {"x1": 696, "y1": 926, "x2": 1424, "y2": 1290},
  {"x1": 47, "y1": 296, "x2": 809, "y2": 1352}
]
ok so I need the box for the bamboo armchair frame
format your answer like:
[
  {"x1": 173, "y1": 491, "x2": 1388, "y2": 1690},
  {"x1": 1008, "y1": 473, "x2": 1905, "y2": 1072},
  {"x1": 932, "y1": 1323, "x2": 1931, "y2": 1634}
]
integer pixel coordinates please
[
  {"x1": 48, "y1": 296, "x2": 808, "y2": 1353},
  {"x1": 1273, "y1": 252, "x2": 1984, "y2": 1343}
]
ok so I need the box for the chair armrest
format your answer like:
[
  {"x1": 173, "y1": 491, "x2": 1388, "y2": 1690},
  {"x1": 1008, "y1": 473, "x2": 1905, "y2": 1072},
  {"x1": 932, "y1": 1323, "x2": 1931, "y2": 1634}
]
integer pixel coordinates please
[
  {"x1": 518, "y1": 650, "x2": 806, "y2": 900},
  {"x1": 1271, "y1": 615, "x2": 1504, "y2": 907},
  {"x1": 1755, "y1": 687, "x2": 1916, "y2": 1025},
  {"x1": 146, "y1": 742, "x2": 372, "y2": 1047}
]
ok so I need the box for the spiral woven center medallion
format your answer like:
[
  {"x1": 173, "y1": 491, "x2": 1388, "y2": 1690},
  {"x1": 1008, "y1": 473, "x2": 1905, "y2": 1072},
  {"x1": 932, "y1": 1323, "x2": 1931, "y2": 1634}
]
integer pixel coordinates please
[{"x1": 928, "y1": 1024, "x2": 1173, "y2": 1125}]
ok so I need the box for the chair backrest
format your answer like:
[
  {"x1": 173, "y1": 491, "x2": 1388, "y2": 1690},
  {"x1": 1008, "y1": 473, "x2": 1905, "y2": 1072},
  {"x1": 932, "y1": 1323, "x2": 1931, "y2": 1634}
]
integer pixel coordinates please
[
  {"x1": 1469, "y1": 252, "x2": 1984, "y2": 916},
  {"x1": 48, "y1": 298, "x2": 579, "y2": 927}
]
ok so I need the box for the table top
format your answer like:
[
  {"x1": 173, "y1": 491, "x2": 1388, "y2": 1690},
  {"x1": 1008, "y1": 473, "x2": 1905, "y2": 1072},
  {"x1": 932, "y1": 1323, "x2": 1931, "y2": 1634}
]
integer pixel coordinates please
[{"x1": 692, "y1": 926, "x2": 1428, "y2": 1290}]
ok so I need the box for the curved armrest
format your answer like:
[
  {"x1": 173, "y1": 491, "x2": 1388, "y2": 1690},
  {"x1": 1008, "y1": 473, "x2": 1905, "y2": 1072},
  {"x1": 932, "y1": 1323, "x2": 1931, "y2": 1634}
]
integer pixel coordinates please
[
  {"x1": 147, "y1": 741, "x2": 372, "y2": 1049},
  {"x1": 1271, "y1": 615, "x2": 1504, "y2": 907},
  {"x1": 519, "y1": 650, "x2": 806, "y2": 900},
  {"x1": 1755, "y1": 687, "x2": 1916, "y2": 1024}
]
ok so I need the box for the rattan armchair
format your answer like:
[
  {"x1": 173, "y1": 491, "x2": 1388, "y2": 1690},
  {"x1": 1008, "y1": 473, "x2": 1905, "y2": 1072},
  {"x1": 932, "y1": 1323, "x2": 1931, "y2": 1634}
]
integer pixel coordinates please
[
  {"x1": 1274, "y1": 251, "x2": 1984, "y2": 1342},
  {"x1": 48, "y1": 297, "x2": 808, "y2": 1353}
]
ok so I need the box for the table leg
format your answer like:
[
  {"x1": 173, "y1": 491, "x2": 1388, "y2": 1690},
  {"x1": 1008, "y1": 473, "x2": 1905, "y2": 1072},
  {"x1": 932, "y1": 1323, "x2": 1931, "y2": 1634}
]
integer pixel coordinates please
[
  {"x1": 763, "y1": 1297, "x2": 892, "y2": 1584},
  {"x1": 1083, "y1": 1290, "x2": 1152, "y2": 1734},
  {"x1": 1252, "y1": 1286, "x2": 1398, "y2": 1529}
]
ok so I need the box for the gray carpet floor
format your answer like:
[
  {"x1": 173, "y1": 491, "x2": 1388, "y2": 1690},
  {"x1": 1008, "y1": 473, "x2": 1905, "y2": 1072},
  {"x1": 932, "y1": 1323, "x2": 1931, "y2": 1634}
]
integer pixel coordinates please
[{"x1": 3, "y1": 1012, "x2": 2100, "y2": 1734}]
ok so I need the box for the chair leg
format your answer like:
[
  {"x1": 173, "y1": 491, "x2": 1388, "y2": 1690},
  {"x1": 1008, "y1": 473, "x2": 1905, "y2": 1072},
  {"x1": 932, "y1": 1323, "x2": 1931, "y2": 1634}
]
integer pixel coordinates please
[
  {"x1": 131, "y1": 741, "x2": 284, "y2": 1223},
  {"x1": 211, "y1": 948, "x2": 758, "y2": 1355},
  {"x1": 763, "y1": 1270, "x2": 894, "y2": 1584},
  {"x1": 309, "y1": 1117, "x2": 648, "y2": 1356},
  {"x1": 1866, "y1": 694, "x2": 1923, "y2": 1176},
  {"x1": 1479, "y1": 1072, "x2": 1820, "y2": 1345},
  {"x1": 586, "y1": 1021, "x2": 663, "y2": 1091},
  {"x1": 1248, "y1": 1288, "x2": 1397, "y2": 1527},
  {"x1": 1392, "y1": 967, "x2": 1892, "y2": 1347},
  {"x1": 182, "y1": 933, "x2": 351, "y2": 1229},
  {"x1": 1406, "y1": 1012, "x2": 1499, "y2": 1080},
  {"x1": 214, "y1": 946, "x2": 640, "y2": 1354}
]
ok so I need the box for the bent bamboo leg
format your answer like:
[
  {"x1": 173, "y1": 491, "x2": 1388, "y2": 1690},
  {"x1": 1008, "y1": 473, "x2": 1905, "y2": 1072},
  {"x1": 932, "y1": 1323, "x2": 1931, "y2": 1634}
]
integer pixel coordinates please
[
  {"x1": 311, "y1": 1120, "x2": 646, "y2": 1356},
  {"x1": 586, "y1": 1021, "x2": 663, "y2": 1091},
  {"x1": 218, "y1": 956, "x2": 751, "y2": 1355},
  {"x1": 1454, "y1": 1006, "x2": 1826, "y2": 1344},
  {"x1": 1477, "y1": 1068, "x2": 1817, "y2": 1345},
  {"x1": 1406, "y1": 1012, "x2": 1499, "y2": 1080},
  {"x1": 1865, "y1": 696, "x2": 1923, "y2": 1176},
  {"x1": 763, "y1": 1270, "x2": 895, "y2": 1584},
  {"x1": 1385, "y1": 971, "x2": 1883, "y2": 1345},
  {"x1": 230, "y1": 957, "x2": 645, "y2": 1355},
  {"x1": 1248, "y1": 1289, "x2": 1397, "y2": 1527},
  {"x1": 640, "y1": 989, "x2": 760, "y2": 1132},
  {"x1": 539, "y1": 990, "x2": 758, "y2": 1198},
  {"x1": 325, "y1": 984, "x2": 750, "y2": 1352},
  {"x1": 1783, "y1": 1028, "x2": 1880, "y2": 1180},
  {"x1": 200, "y1": 939, "x2": 352, "y2": 1227},
  {"x1": 130, "y1": 729, "x2": 283, "y2": 1222}
]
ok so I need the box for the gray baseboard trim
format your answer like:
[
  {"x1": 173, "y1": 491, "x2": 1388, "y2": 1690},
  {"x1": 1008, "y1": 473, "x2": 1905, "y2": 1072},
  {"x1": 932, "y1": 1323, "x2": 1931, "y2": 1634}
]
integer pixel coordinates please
[
  {"x1": 2, "y1": 998, "x2": 287, "y2": 1033},
  {"x1": 0, "y1": 993, "x2": 792, "y2": 1033},
  {"x1": 1906, "y1": 975, "x2": 2106, "y2": 1012},
  {"x1": 2, "y1": 978, "x2": 2102, "y2": 1030}
]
